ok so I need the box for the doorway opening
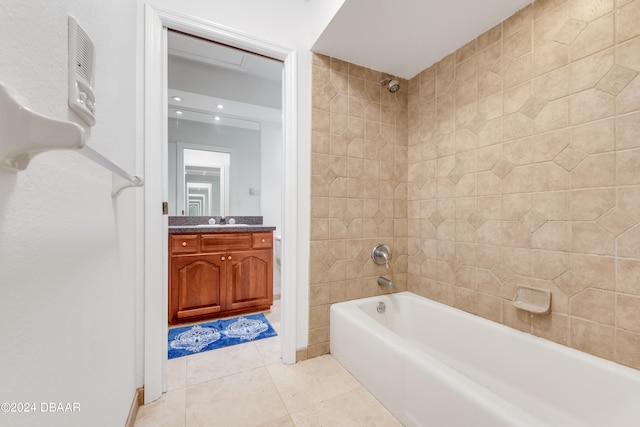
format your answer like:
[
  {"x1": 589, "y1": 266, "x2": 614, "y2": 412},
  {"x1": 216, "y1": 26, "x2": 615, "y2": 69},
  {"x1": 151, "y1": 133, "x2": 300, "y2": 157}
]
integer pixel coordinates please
[{"x1": 142, "y1": 5, "x2": 299, "y2": 404}]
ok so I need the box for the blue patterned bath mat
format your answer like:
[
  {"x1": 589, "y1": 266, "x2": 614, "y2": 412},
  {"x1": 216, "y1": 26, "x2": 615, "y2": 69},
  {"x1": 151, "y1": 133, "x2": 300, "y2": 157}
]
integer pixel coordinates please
[{"x1": 168, "y1": 313, "x2": 277, "y2": 359}]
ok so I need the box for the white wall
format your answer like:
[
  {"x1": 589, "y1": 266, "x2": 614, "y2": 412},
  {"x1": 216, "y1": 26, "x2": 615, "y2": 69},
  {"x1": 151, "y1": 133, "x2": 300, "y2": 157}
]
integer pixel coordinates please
[
  {"x1": 0, "y1": 1, "x2": 138, "y2": 426},
  {"x1": 309, "y1": 0, "x2": 347, "y2": 44},
  {"x1": 167, "y1": 119, "x2": 261, "y2": 216},
  {"x1": 168, "y1": 141, "x2": 177, "y2": 215},
  {"x1": 146, "y1": 0, "x2": 314, "y2": 350},
  {"x1": 261, "y1": 120, "x2": 284, "y2": 295}
]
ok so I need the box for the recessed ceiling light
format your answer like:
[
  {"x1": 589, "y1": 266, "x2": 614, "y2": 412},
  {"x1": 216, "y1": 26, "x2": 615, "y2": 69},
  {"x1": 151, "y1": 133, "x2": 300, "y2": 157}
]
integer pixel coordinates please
[
  {"x1": 216, "y1": 104, "x2": 224, "y2": 109},
  {"x1": 172, "y1": 96, "x2": 182, "y2": 102},
  {"x1": 175, "y1": 110, "x2": 183, "y2": 115},
  {"x1": 214, "y1": 116, "x2": 221, "y2": 121}
]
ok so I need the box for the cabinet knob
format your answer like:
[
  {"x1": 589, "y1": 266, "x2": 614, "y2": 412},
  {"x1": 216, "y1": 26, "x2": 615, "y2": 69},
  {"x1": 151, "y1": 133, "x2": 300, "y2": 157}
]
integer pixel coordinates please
[
  {"x1": 228, "y1": 256, "x2": 232, "y2": 260},
  {"x1": 182, "y1": 241, "x2": 187, "y2": 247},
  {"x1": 261, "y1": 239, "x2": 266, "y2": 243},
  {"x1": 221, "y1": 256, "x2": 226, "y2": 261}
]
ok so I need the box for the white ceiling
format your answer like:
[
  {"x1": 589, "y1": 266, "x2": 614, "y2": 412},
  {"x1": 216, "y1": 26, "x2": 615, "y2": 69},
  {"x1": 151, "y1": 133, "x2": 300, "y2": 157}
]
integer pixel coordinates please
[
  {"x1": 168, "y1": 1, "x2": 536, "y2": 127},
  {"x1": 312, "y1": 0, "x2": 533, "y2": 79},
  {"x1": 168, "y1": 88, "x2": 281, "y2": 130},
  {"x1": 167, "y1": 31, "x2": 282, "y2": 128},
  {"x1": 168, "y1": 31, "x2": 282, "y2": 83}
]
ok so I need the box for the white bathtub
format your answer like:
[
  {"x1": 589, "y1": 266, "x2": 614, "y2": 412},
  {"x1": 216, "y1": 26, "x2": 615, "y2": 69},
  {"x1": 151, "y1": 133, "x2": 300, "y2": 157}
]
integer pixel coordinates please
[{"x1": 330, "y1": 292, "x2": 640, "y2": 427}]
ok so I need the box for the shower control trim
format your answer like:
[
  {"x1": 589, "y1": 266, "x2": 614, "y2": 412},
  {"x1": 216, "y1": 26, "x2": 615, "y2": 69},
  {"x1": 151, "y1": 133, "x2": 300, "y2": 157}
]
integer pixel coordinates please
[{"x1": 372, "y1": 243, "x2": 392, "y2": 268}]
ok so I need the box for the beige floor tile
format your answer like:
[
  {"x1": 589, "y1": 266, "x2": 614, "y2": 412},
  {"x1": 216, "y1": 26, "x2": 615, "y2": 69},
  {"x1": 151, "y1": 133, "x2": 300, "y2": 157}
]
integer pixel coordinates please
[
  {"x1": 186, "y1": 341, "x2": 264, "y2": 386},
  {"x1": 135, "y1": 388, "x2": 186, "y2": 427},
  {"x1": 290, "y1": 387, "x2": 402, "y2": 427},
  {"x1": 266, "y1": 310, "x2": 280, "y2": 319},
  {"x1": 255, "y1": 336, "x2": 282, "y2": 365},
  {"x1": 267, "y1": 354, "x2": 361, "y2": 413},
  {"x1": 185, "y1": 367, "x2": 288, "y2": 427},
  {"x1": 269, "y1": 298, "x2": 281, "y2": 315},
  {"x1": 264, "y1": 300, "x2": 281, "y2": 331},
  {"x1": 138, "y1": 301, "x2": 397, "y2": 427},
  {"x1": 256, "y1": 415, "x2": 296, "y2": 427},
  {"x1": 168, "y1": 356, "x2": 187, "y2": 390}
]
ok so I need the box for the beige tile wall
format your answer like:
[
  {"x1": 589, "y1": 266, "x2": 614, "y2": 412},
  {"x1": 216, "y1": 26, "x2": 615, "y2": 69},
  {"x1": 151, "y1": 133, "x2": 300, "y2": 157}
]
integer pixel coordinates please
[
  {"x1": 309, "y1": 54, "x2": 409, "y2": 358},
  {"x1": 406, "y1": 0, "x2": 640, "y2": 370},
  {"x1": 310, "y1": 0, "x2": 640, "y2": 370}
]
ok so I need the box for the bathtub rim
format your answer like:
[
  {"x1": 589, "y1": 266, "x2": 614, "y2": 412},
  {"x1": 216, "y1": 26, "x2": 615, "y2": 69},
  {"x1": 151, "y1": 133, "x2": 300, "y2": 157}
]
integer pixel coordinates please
[
  {"x1": 330, "y1": 291, "x2": 640, "y2": 385},
  {"x1": 330, "y1": 291, "x2": 640, "y2": 426}
]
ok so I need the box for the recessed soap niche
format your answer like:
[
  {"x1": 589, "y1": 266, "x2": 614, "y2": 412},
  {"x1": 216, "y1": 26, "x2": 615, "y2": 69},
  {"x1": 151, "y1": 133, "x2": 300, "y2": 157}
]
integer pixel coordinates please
[{"x1": 512, "y1": 286, "x2": 551, "y2": 314}]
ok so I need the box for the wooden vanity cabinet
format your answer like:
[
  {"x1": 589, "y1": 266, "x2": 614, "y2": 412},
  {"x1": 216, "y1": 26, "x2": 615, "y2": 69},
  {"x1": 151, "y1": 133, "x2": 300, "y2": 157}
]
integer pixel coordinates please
[
  {"x1": 169, "y1": 231, "x2": 273, "y2": 325},
  {"x1": 227, "y1": 249, "x2": 273, "y2": 311},
  {"x1": 170, "y1": 254, "x2": 226, "y2": 321}
]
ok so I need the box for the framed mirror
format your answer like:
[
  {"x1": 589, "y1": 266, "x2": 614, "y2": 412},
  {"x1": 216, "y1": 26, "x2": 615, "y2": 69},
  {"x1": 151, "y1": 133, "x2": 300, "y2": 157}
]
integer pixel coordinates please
[{"x1": 166, "y1": 30, "x2": 282, "y2": 218}]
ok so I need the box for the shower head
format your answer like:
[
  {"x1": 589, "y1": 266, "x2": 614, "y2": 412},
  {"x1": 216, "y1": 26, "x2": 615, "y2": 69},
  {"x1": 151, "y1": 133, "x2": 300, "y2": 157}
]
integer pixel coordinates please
[{"x1": 380, "y1": 77, "x2": 400, "y2": 93}]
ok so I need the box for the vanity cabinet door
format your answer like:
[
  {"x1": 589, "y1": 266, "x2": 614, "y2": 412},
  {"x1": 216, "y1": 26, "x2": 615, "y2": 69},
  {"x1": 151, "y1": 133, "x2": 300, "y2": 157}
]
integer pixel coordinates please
[
  {"x1": 226, "y1": 249, "x2": 273, "y2": 311},
  {"x1": 169, "y1": 254, "x2": 226, "y2": 324}
]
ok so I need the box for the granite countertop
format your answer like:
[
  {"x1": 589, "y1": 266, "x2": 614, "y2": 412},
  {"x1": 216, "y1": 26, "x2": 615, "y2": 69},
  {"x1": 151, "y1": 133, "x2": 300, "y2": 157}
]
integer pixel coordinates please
[
  {"x1": 168, "y1": 216, "x2": 275, "y2": 234},
  {"x1": 168, "y1": 225, "x2": 276, "y2": 233}
]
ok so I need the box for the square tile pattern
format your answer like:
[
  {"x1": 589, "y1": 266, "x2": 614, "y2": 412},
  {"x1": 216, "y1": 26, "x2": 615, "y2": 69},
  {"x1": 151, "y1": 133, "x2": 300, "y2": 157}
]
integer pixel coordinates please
[
  {"x1": 135, "y1": 302, "x2": 401, "y2": 427},
  {"x1": 310, "y1": 0, "x2": 640, "y2": 370}
]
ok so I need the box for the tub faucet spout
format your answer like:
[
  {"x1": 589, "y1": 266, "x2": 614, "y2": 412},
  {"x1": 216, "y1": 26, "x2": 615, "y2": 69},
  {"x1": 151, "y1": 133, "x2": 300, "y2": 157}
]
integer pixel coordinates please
[{"x1": 378, "y1": 276, "x2": 393, "y2": 288}]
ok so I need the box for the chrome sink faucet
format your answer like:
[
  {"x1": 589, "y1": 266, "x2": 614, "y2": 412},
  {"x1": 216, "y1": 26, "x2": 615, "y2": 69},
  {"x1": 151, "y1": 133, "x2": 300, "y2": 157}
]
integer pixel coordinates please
[{"x1": 219, "y1": 216, "x2": 226, "y2": 224}]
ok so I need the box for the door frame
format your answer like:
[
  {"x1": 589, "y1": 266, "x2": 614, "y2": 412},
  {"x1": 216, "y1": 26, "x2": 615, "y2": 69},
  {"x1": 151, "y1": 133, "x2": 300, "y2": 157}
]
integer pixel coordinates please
[{"x1": 142, "y1": 3, "x2": 298, "y2": 403}]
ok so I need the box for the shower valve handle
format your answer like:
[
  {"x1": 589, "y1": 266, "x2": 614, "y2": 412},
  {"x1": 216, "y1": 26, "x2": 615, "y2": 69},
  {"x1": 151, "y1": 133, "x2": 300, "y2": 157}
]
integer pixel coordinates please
[{"x1": 371, "y1": 244, "x2": 392, "y2": 269}]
